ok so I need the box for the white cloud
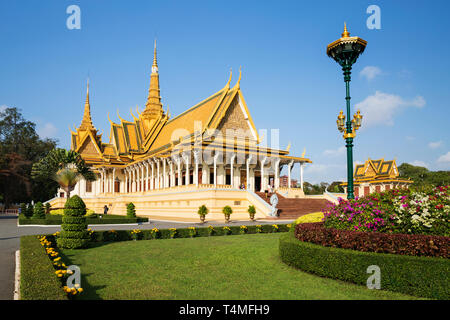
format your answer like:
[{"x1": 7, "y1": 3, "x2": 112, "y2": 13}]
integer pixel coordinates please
[
  {"x1": 360, "y1": 66, "x2": 382, "y2": 81},
  {"x1": 323, "y1": 146, "x2": 345, "y2": 157},
  {"x1": 428, "y1": 141, "x2": 443, "y2": 149},
  {"x1": 437, "y1": 151, "x2": 450, "y2": 163},
  {"x1": 0, "y1": 105, "x2": 7, "y2": 112},
  {"x1": 37, "y1": 122, "x2": 58, "y2": 139},
  {"x1": 405, "y1": 136, "x2": 415, "y2": 141},
  {"x1": 411, "y1": 160, "x2": 428, "y2": 168},
  {"x1": 355, "y1": 91, "x2": 426, "y2": 128}
]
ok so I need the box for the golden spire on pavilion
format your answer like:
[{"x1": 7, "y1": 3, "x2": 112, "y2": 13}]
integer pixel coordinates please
[
  {"x1": 342, "y1": 22, "x2": 350, "y2": 38},
  {"x1": 79, "y1": 78, "x2": 96, "y2": 131},
  {"x1": 142, "y1": 39, "x2": 164, "y2": 119}
]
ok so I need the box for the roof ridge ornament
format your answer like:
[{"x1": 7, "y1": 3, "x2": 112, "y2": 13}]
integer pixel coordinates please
[{"x1": 226, "y1": 68, "x2": 232, "y2": 88}]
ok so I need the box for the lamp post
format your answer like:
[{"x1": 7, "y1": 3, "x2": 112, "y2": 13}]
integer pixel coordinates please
[{"x1": 327, "y1": 23, "x2": 367, "y2": 199}]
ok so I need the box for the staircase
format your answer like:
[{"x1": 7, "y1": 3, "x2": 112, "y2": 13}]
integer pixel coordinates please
[{"x1": 255, "y1": 192, "x2": 330, "y2": 219}]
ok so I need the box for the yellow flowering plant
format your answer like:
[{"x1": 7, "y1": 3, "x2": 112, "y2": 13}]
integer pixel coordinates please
[
  {"x1": 188, "y1": 227, "x2": 197, "y2": 238},
  {"x1": 239, "y1": 225, "x2": 248, "y2": 234},
  {"x1": 130, "y1": 229, "x2": 142, "y2": 240},
  {"x1": 207, "y1": 225, "x2": 215, "y2": 236},
  {"x1": 169, "y1": 228, "x2": 177, "y2": 239},
  {"x1": 150, "y1": 227, "x2": 160, "y2": 239},
  {"x1": 256, "y1": 225, "x2": 263, "y2": 233},
  {"x1": 272, "y1": 224, "x2": 279, "y2": 232},
  {"x1": 223, "y1": 226, "x2": 231, "y2": 235}
]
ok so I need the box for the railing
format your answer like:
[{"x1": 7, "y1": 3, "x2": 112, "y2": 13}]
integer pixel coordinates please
[{"x1": 0, "y1": 209, "x2": 18, "y2": 215}]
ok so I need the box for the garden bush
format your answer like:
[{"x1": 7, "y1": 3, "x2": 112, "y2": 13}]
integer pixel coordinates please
[
  {"x1": 57, "y1": 195, "x2": 90, "y2": 249},
  {"x1": 25, "y1": 203, "x2": 34, "y2": 218},
  {"x1": 323, "y1": 185, "x2": 449, "y2": 236},
  {"x1": 126, "y1": 203, "x2": 136, "y2": 218},
  {"x1": 89, "y1": 224, "x2": 290, "y2": 243},
  {"x1": 279, "y1": 231, "x2": 450, "y2": 299},
  {"x1": 32, "y1": 202, "x2": 45, "y2": 219},
  {"x1": 295, "y1": 222, "x2": 449, "y2": 258}
]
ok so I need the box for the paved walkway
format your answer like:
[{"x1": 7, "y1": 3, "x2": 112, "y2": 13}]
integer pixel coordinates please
[{"x1": 0, "y1": 215, "x2": 293, "y2": 300}]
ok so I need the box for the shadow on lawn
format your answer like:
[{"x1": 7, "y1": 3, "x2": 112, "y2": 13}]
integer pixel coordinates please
[{"x1": 59, "y1": 250, "x2": 106, "y2": 300}]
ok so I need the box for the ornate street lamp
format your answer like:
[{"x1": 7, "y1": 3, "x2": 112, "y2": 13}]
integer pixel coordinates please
[{"x1": 327, "y1": 23, "x2": 367, "y2": 199}]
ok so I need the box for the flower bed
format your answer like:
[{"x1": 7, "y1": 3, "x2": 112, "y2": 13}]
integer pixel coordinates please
[
  {"x1": 295, "y1": 222, "x2": 449, "y2": 258},
  {"x1": 279, "y1": 231, "x2": 450, "y2": 299},
  {"x1": 323, "y1": 186, "x2": 449, "y2": 236}
]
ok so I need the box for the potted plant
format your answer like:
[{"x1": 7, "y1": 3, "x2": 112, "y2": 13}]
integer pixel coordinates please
[
  {"x1": 248, "y1": 205, "x2": 256, "y2": 221},
  {"x1": 222, "y1": 205, "x2": 232, "y2": 223},
  {"x1": 197, "y1": 204, "x2": 209, "y2": 223}
]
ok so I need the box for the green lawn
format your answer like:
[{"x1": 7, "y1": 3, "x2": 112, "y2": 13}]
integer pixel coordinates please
[{"x1": 61, "y1": 233, "x2": 419, "y2": 300}]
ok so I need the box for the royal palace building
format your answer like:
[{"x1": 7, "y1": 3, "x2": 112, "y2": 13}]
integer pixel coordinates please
[{"x1": 49, "y1": 43, "x2": 315, "y2": 220}]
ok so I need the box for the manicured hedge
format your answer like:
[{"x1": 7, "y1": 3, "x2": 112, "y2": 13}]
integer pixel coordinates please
[
  {"x1": 20, "y1": 235, "x2": 68, "y2": 300},
  {"x1": 18, "y1": 214, "x2": 148, "y2": 225},
  {"x1": 295, "y1": 222, "x2": 449, "y2": 258},
  {"x1": 279, "y1": 231, "x2": 450, "y2": 299},
  {"x1": 90, "y1": 224, "x2": 290, "y2": 243}
]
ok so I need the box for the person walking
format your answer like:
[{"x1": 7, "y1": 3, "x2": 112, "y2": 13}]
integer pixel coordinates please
[{"x1": 103, "y1": 205, "x2": 109, "y2": 215}]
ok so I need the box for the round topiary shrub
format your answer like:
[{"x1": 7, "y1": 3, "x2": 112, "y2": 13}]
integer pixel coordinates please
[
  {"x1": 25, "y1": 203, "x2": 34, "y2": 218},
  {"x1": 32, "y1": 202, "x2": 45, "y2": 219},
  {"x1": 19, "y1": 203, "x2": 27, "y2": 217},
  {"x1": 127, "y1": 203, "x2": 136, "y2": 218},
  {"x1": 57, "y1": 195, "x2": 90, "y2": 249}
]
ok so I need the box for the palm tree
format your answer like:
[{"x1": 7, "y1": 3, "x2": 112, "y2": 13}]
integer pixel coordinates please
[
  {"x1": 54, "y1": 167, "x2": 80, "y2": 199},
  {"x1": 31, "y1": 148, "x2": 95, "y2": 199}
]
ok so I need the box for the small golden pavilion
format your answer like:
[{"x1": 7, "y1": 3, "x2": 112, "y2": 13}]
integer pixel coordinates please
[
  {"x1": 342, "y1": 158, "x2": 413, "y2": 198},
  {"x1": 52, "y1": 42, "x2": 312, "y2": 219}
]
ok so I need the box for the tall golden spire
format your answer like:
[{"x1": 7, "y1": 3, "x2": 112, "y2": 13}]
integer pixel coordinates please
[
  {"x1": 142, "y1": 39, "x2": 163, "y2": 119},
  {"x1": 342, "y1": 22, "x2": 350, "y2": 38},
  {"x1": 79, "y1": 78, "x2": 96, "y2": 131}
]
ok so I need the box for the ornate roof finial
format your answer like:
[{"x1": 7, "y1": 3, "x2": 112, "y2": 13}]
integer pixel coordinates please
[
  {"x1": 226, "y1": 68, "x2": 232, "y2": 87},
  {"x1": 234, "y1": 66, "x2": 242, "y2": 89},
  {"x1": 79, "y1": 78, "x2": 96, "y2": 131},
  {"x1": 342, "y1": 22, "x2": 350, "y2": 38},
  {"x1": 152, "y1": 39, "x2": 158, "y2": 72},
  {"x1": 143, "y1": 39, "x2": 163, "y2": 119}
]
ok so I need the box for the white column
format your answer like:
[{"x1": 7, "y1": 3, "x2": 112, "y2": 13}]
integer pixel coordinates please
[
  {"x1": 124, "y1": 169, "x2": 128, "y2": 193},
  {"x1": 246, "y1": 156, "x2": 252, "y2": 190},
  {"x1": 183, "y1": 154, "x2": 190, "y2": 185},
  {"x1": 202, "y1": 163, "x2": 209, "y2": 184},
  {"x1": 150, "y1": 159, "x2": 154, "y2": 190},
  {"x1": 156, "y1": 159, "x2": 160, "y2": 189},
  {"x1": 132, "y1": 166, "x2": 136, "y2": 192},
  {"x1": 230, "y1": 154, "x2": 236, "y2": 188},
  {"x1": 140, "y1": 163, "x2": 144, "y2": 191},
  {"x1": 194, "y1": 151, "x2": 199, "y2": 187},
  {"x1": 275, "y1": 159, "x2": 280, "y2": 190},
  {"x1": 260, "y1": 157, "x2": 267, "y2": 192},
  {"x1": 288, "y1": 160, "x2": 294, "y2": 189},
  {"x1": 213, "y1": 154, "x2": 218, "y2": 186},
  {"x1": 145, "y1": 161, "x2": 149, "y2": 191},
  {"x1": 163, "y1": 158, "x2": 167, "y2": 188},
  {"x1": 112, "y1": 168, "x2": 116, "y2": 194},
  {"x1": 300, "y1": 162, "x2": 304, "y2": 190},
  {"x1": 177, "y1": 157, "x2": 182, "y2": 186},
  {"x1": 169, "y1": 160, "x2": 174, "y2": 187},
  {"x1": 128, "y1": 169, "x2": 132, "y2": 193}
]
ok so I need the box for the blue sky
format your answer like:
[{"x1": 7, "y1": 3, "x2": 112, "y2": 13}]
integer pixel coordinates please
[{"x1": 1, "y1": 0, "x2": 449, "y2": 183}]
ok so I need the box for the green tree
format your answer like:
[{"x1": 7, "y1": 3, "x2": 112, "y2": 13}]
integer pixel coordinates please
[
  {"x1": 32, "y1": 202, "x2": 45, "y2": 219},
  {"x1": 32, "y1": 148, "x2": 96, "y2": 199},
  {"x1": 0, "y1": 107, "x2": 57, "y2": 207},
  {"x1": 398, "y1": 163, "x2": 450, "y2": 188}
]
